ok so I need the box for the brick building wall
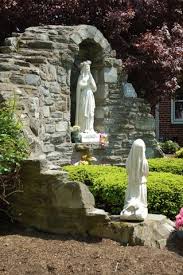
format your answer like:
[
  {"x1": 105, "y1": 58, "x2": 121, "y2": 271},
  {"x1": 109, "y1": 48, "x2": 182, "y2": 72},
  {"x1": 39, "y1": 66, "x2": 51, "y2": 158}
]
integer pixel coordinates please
[{"x1": 158, "y1": 97, "x2": 183, "y2": 146}]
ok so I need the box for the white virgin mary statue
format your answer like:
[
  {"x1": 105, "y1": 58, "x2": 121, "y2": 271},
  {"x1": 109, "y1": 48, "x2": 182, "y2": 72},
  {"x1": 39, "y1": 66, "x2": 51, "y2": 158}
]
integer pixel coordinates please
[
  {"x1": 120, "y1": 139, "x2": 149, "y2": 221},
  {"x1": 75, "y1": 60, "x2": 97, "y2": 133}
]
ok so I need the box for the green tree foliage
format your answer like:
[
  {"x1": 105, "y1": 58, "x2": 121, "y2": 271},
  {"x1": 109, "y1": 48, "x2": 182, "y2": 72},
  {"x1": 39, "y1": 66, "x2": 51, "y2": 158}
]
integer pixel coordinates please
[{"x1": 0, "y1": 1, "x2": 182, "y2": 103}]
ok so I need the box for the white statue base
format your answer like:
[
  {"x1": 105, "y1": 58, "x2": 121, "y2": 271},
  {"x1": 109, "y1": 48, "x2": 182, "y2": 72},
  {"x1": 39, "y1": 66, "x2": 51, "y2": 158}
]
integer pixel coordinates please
[
  {"x1": 80, "y1": 132, "x2": 100, "y2": 143},
  {"x1": 120, "y1": 199, "x2": 148, "y2": 221}
]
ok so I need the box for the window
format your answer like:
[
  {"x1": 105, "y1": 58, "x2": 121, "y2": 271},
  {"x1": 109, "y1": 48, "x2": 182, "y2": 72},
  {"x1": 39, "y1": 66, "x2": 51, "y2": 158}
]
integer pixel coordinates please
[{"x1": 171, "y1": 99, "x2": 183, "y2": 124}]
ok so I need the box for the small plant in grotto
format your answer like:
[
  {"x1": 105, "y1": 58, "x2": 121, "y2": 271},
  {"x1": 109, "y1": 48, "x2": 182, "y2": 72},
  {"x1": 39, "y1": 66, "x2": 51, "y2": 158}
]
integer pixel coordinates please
[
  {"x1": 175, "y1": 208, "x2": 183, "y2": 230},
  {"x1": 99, "y1": 132, "x2": 108, "y2": 147},
  {"x1": 74, "y1": 150, "x2": 97, "y2": 166}
]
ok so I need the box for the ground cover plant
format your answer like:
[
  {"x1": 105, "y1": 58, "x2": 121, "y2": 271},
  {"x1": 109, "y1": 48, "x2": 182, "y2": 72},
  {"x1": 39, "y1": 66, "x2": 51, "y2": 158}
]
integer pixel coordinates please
[{"x1": 64, "y1": 164, "x2": 183, "y2": 219}]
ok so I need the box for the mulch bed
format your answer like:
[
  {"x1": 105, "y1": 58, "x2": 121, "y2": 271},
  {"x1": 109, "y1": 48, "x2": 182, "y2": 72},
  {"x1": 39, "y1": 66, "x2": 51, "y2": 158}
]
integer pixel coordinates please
[{"x1": 0, "y1": 221, "x2": 183, "y2": 275}]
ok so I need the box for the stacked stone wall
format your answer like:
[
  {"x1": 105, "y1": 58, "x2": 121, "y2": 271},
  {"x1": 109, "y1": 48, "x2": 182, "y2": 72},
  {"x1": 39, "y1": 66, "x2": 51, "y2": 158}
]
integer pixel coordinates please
[{"x1": 0, "y1": 25, "x2": 158, "y2": 168}]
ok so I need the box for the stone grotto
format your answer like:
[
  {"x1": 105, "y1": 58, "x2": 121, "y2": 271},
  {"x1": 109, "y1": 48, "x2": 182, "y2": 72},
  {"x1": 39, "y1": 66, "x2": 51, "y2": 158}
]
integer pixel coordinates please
[
  {"x1": 0, "y1": 24, "x2": 158, "y2": 168},
  {"x1": 0, "y1": 25, "x2": 171, "y2": 247}
]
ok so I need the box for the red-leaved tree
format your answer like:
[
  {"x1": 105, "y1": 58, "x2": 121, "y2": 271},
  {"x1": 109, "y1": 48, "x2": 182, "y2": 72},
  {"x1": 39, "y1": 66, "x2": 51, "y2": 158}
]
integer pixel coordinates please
[{"x1": 0, "y1": 0, "x2": 182, "y2": 104}]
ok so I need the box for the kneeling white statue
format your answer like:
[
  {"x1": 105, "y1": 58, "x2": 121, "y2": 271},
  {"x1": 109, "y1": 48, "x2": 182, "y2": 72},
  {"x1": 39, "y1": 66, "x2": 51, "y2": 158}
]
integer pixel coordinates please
[{"x1": 120, "y1": 139, "x2": 149, "y2": 221}]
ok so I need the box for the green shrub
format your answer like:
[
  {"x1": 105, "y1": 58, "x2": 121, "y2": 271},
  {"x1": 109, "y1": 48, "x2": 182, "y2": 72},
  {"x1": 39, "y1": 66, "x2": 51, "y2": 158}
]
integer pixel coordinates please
[
  {"x1": 0, "y1": 101, "x2": 28, "y2": 174},
  {"x1": 147, "y1": 172, "x2": 183, "y2": 218},
  {"x1": 64, "y1": 165, "x2": 125, "y2": 186},
  {"x1": 0, "y1": 100, "x2": 29, "y2": 211},
  {"x1": 148, "y1": 158, "x2": 183, "y2": 175},
  {"x1": 159, "y1": 140, "x2": 180, "y2": 154},
  {"x1": 91, "y1": 171, "x2": 127, "y2": 214},
  {"x1": 175, "y1": 148, "x2": 183, "y2": 158},
  {"x1": 64, "y1": 165, "x2": 183, "y2": 219}
]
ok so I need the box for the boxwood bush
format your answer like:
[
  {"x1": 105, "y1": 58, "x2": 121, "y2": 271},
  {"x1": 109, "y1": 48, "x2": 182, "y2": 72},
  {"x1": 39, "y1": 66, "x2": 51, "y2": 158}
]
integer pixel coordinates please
[
  {"x1": 64, "y1": 165, "x2": 183, "y2": 219},
  {"x1": 148, "y1": 158, "x2": 183, "y2": 175}
]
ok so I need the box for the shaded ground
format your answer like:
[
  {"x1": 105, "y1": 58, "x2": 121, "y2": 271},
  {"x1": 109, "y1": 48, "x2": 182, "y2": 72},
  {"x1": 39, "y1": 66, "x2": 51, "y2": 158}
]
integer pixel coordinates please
[{"x1": 0, "y1": 221, "x2": 183, "y2": 275}]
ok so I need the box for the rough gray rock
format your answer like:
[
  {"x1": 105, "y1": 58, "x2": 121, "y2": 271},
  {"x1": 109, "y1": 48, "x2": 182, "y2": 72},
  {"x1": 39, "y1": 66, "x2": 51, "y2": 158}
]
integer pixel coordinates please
[
  {"x1": 89, "y1": 214, "x2": 175, "y2": 249},
  {"x1": 11, "y1": 160, "x2": 109, "y2": 235},
  {"x1": 11, "y1": 161, "x2": 175, "y2": 249}
]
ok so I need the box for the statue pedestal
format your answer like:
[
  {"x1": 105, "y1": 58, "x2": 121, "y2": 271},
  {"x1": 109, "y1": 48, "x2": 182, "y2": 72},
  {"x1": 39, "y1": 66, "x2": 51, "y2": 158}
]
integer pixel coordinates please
[{"x1": 80, "y1": 132, "x2": 100, "y2": 143}]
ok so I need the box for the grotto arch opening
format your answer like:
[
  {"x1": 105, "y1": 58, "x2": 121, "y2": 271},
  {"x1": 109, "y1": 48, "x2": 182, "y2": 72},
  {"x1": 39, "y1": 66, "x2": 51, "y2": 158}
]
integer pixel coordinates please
[{"x1": 70, "y1": 38, "x2": 105, "y2": 132}]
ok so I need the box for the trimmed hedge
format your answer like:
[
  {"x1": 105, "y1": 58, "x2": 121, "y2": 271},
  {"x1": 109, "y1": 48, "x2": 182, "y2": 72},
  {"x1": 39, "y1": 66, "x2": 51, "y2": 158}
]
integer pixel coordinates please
[
  {"x1": 64, "y1": 165, "x2": 183, "y2": 219},
  {"x1": 148, "y1": 158, "x2": 183, "y2": 175},
  {"x1": 63, "y1": 165, "x2": 124, "y2": 185}
]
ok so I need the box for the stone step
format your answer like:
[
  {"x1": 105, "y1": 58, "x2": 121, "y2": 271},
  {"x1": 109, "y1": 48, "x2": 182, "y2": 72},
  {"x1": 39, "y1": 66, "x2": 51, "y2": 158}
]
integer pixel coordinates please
[{"x1": 90, "y1": 214, "x2": 175, "y2": 248}]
